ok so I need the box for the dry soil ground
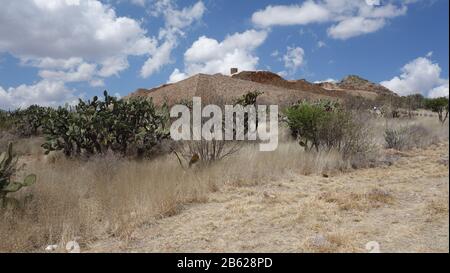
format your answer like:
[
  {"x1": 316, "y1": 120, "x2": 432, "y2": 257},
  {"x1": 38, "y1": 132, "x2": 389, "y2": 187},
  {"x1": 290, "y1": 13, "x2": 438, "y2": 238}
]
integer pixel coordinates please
[{"x1": 88, "y1": 143, "x2": 449, "y2": 253}]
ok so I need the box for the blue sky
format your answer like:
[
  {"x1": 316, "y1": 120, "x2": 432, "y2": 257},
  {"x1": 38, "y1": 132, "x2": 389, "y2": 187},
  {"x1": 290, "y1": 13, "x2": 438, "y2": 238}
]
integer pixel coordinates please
[{"x1": 0, "y1": 0, "x2": 448, "y2": 109}]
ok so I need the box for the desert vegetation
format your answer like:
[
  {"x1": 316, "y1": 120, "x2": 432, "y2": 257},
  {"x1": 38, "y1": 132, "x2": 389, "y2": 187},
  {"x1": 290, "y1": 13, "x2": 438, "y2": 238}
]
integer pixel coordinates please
[{"x1": 0, "y1": 92, "x2": 448, "y2": 252}]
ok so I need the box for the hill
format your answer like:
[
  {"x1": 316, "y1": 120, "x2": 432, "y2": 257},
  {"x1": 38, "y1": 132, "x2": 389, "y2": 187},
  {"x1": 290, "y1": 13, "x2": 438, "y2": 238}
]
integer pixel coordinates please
[
  {"x1": 127, "y1": 73, "x2": 333, "y2": 107},
  {"x1": 128, "y1": 71, "x2": 397, "y2": 106}
]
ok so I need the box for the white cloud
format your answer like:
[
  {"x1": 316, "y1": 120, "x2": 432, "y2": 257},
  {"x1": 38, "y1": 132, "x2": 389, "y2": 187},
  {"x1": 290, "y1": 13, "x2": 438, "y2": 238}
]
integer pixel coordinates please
[
  {"x1": 271, "y1": 50, "x2": 280, "y2": 57},
  {"x1": 252, "y1": 1, "x2": 330, "y2": 27},
  {"x1": 141, "y1": 39, "x2": 175, "y2": 78},
  {"x1": 314, "y1": 78, "x2": 337, "y2": 84},
  {"x1": 429, "y1": 83, "x2": 449, "y2": 98},
  {"x1": 0, "y1": 0, "x2": 206, "y2": 108},
  {"x1": 98, "y1": 56, "x2": 129, "y2": 78},
  {"x1": 168, "y1": 68, "x2": 188, "y2": 83},
  {"x1": 0, "y1": 0, "x2": 156, "y2": 62},
  {"x1": 380, "y1": 54, "x2": 449, "y2": 98},
  {"x1": 283, "y1": 46, "x2": 305, "y2": 74},
  {"x1": 169, "y1": 29, "x2": 268, "y2": 82},
  {"x1": 277, "y1": 71, "x2": 288, "y2": 78},
  {"x1": 140, "y1": 1, "x2": 205, "y2": 78},
  {"x1": 365, "y1": 0, "x2": 381, "y2": 6},
  {"x1": 130, "y1": 0, "x2": 146, "y2": 7},
  {"x1": 251, "y1": 0, "x2": 409, "y2": 40},
  {"x1": 38, "y1": 62, "x2": 97, "y2": 83},
  {"x1": 21, "y1": 57, "x2": 84, "y2": 70},
  {"x1": 327, "y1": 17, "x2": 386, "y2": 40},
  {"x1": 164, "y1": 1, "x2": 206, "y2": 30},
  {"x1": 89, "y1": 78, "x2": 105, "y2": 87},
  {"x1": 0, "y1": 0, "x2": 159, "y2": 109},
  {"x1": 317, "y1": 41, "x2": 326, "y2": 48},
  {"x1": 0, "y1": 80, "x2": 77, "y2": 110}
]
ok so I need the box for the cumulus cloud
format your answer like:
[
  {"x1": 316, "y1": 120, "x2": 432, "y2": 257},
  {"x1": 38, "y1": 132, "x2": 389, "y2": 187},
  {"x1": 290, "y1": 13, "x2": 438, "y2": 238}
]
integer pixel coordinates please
[
  {"x1": 169, "y1": 29, "x2": 268, "y2": 82},
  {"x1": 283, "y1": 46, "x2": 305, "y2": 74},
  {"x1": 428, "y1": 83, "x2": 449, "y2": 98},
  {"x1": 168, "y1": 68, "x2": 188, "y2": 83},
  {"x1": 327, "y1": 17, "x2": 385, "y2": 40},
  {"x1": 0, "y1": 0, "x2": 205, "y2": 109},
  {"x1": 164, "y1": 1, "x2": 206, "y2": 30},
  {"x1": 380, "y1": 54, "x2": 449, "y2": 98},
  {"x1": 0, "y1": 0, "x2": 156, "y2": 63},
  {"x1": 38, "y1": 62, "x2": 97, "y2": 83},
  {"x1": 0, "y1": 0, "x2": 159, "y2": 109},
  {"x1": 141, "y1": 39, "x2": 176, "y2": 78},
  {"x1": 140, "y1": 1, "x2": 205, "y2": 78},
  {"x1": 0, "y1": 80, "x2": 77, "y2": 110},
  {"x1": 251, "y1": 0, "x2": 409, "y2": 40},
  {"x1": 252, "y1": 1, "x2": 330, "y2": 27}
]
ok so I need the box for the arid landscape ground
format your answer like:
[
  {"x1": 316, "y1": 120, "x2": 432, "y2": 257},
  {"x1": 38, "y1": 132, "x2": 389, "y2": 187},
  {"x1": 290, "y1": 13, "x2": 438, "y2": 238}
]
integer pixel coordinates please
[
  {"x1": 1, "y1": 70, "x2": 449, "y2": 253},
  {"x1": 89, "y1": 142, "x2": 449, "y2": 253},
  {"x1": 0, "y1": 0, "x2": 449, "y2": 258},
  {"x1": 1, "y1": 109, "x2": 448, "y2": 253}
]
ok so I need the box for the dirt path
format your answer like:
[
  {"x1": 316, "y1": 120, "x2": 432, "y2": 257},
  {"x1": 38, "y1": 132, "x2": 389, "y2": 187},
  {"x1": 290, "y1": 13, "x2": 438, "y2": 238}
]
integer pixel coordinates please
[{"x1": 89, "y1": 143, "x2": 449, "y2": 253}]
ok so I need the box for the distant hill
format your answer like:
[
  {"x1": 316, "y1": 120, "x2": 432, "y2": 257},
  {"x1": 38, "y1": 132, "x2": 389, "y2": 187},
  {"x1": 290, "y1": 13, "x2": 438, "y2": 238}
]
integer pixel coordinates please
[
  {"x1": 317, "y1": 75, "x2": 396, "y2": 97},
  {"x1": 128, "y1": 71, "x2": 397, "y2": 106},
  {"x1": 337, "y1": 75, "x2": 396, "y2": 96}
]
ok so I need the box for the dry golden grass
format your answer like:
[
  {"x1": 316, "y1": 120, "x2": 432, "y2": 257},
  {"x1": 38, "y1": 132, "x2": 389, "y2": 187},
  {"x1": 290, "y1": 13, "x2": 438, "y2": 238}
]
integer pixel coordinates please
[
  {"x1": 0, "y1": 116, "x2": 448, "y2": 252},
  {"x1": 0, "y1": 154, "x2": 210, "y2": 251},
  {"x1": 0, "y1": 140, "x2": 348, "y2": 252},
  {"x1": 301, "y1": 232, "x2": 358, "y2": 253},
  {"x1": 318, "y1": 188, "x2": 395, "y2": 212},
  {"x1": 424, "y1": 198, "x2": 449, "y2": 223}
]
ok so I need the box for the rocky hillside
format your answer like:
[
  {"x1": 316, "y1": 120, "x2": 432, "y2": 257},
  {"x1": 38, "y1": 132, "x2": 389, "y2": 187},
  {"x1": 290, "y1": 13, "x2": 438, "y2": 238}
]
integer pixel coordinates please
[
  {"x1": 127, "y1": 73, "x2": 332, "y2": 107},
  {"x1": 128, "y1": 71, "x2": 397, "y2": 106},
  {"x1": 336, "y1": 75, "x2": 396, "y2": 96},
  {"x1": 231, "y1": 71, "x2": 337, "y2": 98}
]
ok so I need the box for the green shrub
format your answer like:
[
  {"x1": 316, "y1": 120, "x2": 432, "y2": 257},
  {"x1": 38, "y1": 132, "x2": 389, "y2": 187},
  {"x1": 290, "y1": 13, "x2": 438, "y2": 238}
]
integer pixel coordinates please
[
  {"x1": 41, "y1": 91, "x2": 170, "y2": 158},
  {"x1": 425, "y1": 97, "x2": 449, "y2": 124},
  {"x1": 12, "y1": 105, "x2": 51, "y2": 136},
  {"x1": 285, "y1": 100, "x2": 348, "y2": 151},
  {"x1": 285, "y1": 100, "x2": 378, "y2": 167}
]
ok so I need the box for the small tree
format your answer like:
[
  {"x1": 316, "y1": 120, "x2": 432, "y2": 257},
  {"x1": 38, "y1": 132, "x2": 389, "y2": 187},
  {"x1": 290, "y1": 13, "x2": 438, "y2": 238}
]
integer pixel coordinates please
[
  {"x1": 425, "y1": 97, "x2": 449, "y2": 124},
  {"x1": 405, "y1": 94, "x2": 426, "y2": 118},
  {"x1": 284, "y1": 100, "x2": 347, "y2": 151}
]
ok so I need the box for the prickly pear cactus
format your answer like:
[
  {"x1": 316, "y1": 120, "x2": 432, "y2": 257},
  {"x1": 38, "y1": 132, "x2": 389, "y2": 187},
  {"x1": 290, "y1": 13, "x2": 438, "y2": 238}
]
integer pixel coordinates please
[
  {"x1": 0, "y1": 143, "x2": 36, "y2": 207},
  {"x1": 40, "y1": 91, "x2": 170, "y2": 158}
]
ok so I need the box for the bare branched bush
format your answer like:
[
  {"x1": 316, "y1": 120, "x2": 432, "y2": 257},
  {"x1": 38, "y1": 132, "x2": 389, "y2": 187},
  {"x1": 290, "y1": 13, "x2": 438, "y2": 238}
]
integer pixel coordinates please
[
  {"x1": 385, "y1": 124, "x2": 434, "y2": 150},
  {"x1": 340, "y1": 113, "x2": 379, "y2": 168},
  {"x1": 170, "y1": 91, "x2": 262, "y2": 168},
  {"x1": 172, "y1": 140, "x2": 242, "y2": 168}
]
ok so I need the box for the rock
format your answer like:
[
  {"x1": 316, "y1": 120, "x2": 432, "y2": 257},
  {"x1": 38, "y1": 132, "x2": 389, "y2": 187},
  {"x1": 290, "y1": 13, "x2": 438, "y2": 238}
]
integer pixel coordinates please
[
  {"x1": 308, "y1": 234, "x2": 330, "y2": 248},
  {"x1": 263, "y1": 191, "x2": 276, "y2": 199},
  {"x1": 45, "y1": 244, "x2": 58, "y2": 251},
  {"x1": 438, "y1": 156, "x2": 449, "y2": 166},
  {"x1": 66, "y1": 240, "x2": 81, "y2": 253}
]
